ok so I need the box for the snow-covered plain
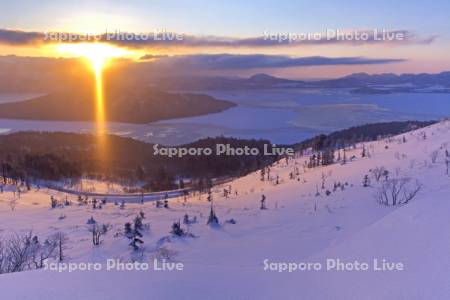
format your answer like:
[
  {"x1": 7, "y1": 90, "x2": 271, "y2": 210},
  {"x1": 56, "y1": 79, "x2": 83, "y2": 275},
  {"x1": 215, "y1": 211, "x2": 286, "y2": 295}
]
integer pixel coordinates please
[{"x1": 1, "y1": 121, "x2": 450, "y2": 299}]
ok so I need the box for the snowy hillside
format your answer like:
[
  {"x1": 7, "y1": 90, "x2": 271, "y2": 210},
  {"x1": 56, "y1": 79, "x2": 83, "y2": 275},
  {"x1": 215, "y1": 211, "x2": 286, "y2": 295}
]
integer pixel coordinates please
[{"x1": 1, "y1": 121, "x2": 450, "y2": 299}]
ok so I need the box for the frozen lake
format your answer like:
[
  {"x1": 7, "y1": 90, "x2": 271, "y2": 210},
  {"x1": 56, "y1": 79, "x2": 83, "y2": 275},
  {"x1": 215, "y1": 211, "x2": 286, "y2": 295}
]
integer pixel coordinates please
[{"x1": 0, "y1": 89, "x2": 449, "y2": 145}]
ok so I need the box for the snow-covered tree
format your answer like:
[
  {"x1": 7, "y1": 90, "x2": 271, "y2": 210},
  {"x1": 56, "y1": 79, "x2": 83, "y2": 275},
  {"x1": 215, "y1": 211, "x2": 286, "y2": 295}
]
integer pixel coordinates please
[
  {"x1": 171, "y1": 221, "x2": 186, "y2": 237},
  {"x1": 362, "y1": 175, "x2": 371, "y2": 187},
  {"x1": 207, "y1": 204, "x2": 219, "y2": 226},
  {"x1": 125, "y1": 221, "x2": 144, "y2": 250}
]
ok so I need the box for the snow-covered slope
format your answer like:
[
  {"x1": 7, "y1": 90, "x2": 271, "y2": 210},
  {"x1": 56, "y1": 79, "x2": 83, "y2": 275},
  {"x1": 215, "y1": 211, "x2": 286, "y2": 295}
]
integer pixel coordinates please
[{"x1": 1, "y1": 121, "x2": 450, "y2": 299}]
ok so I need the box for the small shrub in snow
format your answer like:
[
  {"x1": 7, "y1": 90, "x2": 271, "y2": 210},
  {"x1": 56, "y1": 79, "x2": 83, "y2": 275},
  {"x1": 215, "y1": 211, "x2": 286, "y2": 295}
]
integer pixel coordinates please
[
  {"x1": 183, "y1": 214, "x2": 189, "y2": 224},
  {"x1": 260, "y1": 194, "x2": 267, "y2": 210},
  {"x1": 225, "y1": 219, "x2": 237, "y2": 224},
  {"x1": 50, "y1": 196, "x2": 57, "y2": 208},
  {"x1": 152, "y1": 247, "x2": 178, "y2": 261},
  {"x1": 183, "y1": 214, "x2": 197, "y2": 225},
  {"x1": 171, "y1": 221, "x2": 186, "y2": 237},
  {"x1": 333, "y1": 182, "x2": 338, "y2": 192},
  {"x1": 362, "y1": 175, "x2": 371, "y2": 187}
]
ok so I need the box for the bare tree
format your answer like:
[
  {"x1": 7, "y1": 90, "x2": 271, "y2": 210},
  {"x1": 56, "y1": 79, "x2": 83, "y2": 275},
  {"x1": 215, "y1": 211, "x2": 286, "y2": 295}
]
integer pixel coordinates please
[
  {"x1": 28, "y1": 235, "x2": 57, "y2": 269},
  {"x1": 0, "y1": 234, "x2": 31, "y2": 273},
  {"x1": 9, "y1": 197, "x2": 17, "y2": 211},
  {"x1": 0, "y1": 232, "x2": 68, "y2": 274},
  {"x1": 402, "y1": 180, "x2": 422, "y2": 204},
  {"x1": 370, "y1": 166, "x2": 386, "y2": 182},
  {"x1": 321, "y1": 172, "x2": 327, "y2": 189},
  {"x1": 48, "y1": 232, "x2": 68, "y2": 262},
  {"x1": 446, "y1": 157, "x2": 450, "y2": 175},
  {"x1": 375, "y1": 177, "x2": 422, "y2": 206},
  {"x1": 88, "y1": 223, "x2": 110, "y2": 246},
  {"x1": 430, "y1": 150, "x2": 439, "y2": 164}
]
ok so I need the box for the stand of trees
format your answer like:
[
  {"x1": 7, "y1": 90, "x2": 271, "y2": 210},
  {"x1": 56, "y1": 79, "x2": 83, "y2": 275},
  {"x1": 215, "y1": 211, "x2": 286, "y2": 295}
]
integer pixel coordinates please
[
  {"x1": 0, "y1": 133, "x2": 279, "y2": 192},
  {"x1": 0, "y1": 232, "x2": 67, "y2": 274},
  {"x1": 293, "y1": 121, "x2": 435, "y2": 154},
  {"x1": 0, "y1": 121, "x2": 434, "y2": 191}
]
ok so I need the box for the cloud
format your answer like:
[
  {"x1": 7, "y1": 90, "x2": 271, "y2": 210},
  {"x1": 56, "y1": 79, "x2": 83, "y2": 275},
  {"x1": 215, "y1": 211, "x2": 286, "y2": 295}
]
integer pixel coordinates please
[
  {"x1": 139, "y1": 54, "x2": 169, "y2": 60},
  {"x1": 0, "y1": 28, "x2": 436, "y2": 49},
  {"x1": 144, "y1": 54, "x2": 406, "y2": 70},
  {"x1": 0, "y1": 29, "x2": 46, "y2": 46}
]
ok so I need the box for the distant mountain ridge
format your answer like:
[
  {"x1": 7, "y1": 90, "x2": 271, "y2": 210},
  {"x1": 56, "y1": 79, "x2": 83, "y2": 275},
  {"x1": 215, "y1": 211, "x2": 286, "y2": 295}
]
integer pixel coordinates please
[
  {"x1": 152, "y1": 73, "x2": 304, "y2": 90},
  {"x1": 154, "y1": 71, "x2": 450, "y2": 90},
  {"x1": 343, "y1": 71, "x2": 450, "y2": 86}
]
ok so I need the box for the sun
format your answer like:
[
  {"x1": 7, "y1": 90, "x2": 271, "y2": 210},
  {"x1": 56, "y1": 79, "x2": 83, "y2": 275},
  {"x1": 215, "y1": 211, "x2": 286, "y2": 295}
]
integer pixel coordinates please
[{"x1": 57, "y1": 43, "x2": 132, "y2": 73}]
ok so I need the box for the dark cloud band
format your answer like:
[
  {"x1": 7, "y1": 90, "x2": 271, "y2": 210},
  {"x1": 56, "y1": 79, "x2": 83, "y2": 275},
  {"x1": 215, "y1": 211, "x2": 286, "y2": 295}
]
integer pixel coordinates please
[{"x1": 0, "y1": 29, "x2": 436, "y2": 49}]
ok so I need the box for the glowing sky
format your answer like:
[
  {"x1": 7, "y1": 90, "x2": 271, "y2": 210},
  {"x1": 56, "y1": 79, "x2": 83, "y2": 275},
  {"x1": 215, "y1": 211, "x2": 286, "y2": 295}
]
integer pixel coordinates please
[{"x1": 0, "y1": 0, "x2": 449, "y2": 78}]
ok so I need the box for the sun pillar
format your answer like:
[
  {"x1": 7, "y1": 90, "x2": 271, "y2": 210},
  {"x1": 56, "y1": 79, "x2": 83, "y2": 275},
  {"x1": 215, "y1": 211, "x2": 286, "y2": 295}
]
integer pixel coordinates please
[
  {"x1": 92, "y1": 60, "x2": 108, "y2": 171},
  {"x1": 94, "y1": 64, "x2": 106, "y2": 135}
]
